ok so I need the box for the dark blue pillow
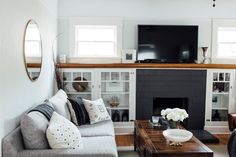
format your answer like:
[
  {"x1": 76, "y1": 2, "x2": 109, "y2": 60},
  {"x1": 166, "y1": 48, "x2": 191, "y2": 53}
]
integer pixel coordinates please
[{"x1": 68, "y1": 98, "x2": 90, "y2": 126}]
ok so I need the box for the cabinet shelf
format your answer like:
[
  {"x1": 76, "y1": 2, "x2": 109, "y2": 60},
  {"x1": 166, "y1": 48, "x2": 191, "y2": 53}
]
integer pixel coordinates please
[
  {"x1": 212, "y1": 107, "x2": 228, "y2": 110},
  {"x1": 101, "y1": 80, "x2": 129, "y2": 83},
  {"x1": 64, "y1": 81, "x2": 92, "y2": 83},
  {"x1": 106, "y1": 107, "x2": 129, "y2": 110},
  {"x1": 212, "y1": 92, "x2": 229, "y2": 95},
  {"x1": 101, "y1": 92, "x2": 129, "y2": 95},
  {"x1": 213, "y1": 81, "x2": 230, "y2": 83},
  {"x1": 67, "y1": 92, "x2": 91, "y2": 95}
]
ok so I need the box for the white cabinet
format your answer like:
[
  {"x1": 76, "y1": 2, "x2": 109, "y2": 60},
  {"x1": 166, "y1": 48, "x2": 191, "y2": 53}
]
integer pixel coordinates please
[
  {"x1": 205, "y1": 69, "x2": 235, "y2": 133},
  {"x1": 62, "y1": 68, "x2": 136, "y2": 134}
]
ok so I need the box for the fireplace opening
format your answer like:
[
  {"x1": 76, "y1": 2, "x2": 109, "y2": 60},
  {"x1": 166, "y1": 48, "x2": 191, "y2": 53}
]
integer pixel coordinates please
[{"x1": 153, "y1": 97, "x2": 189, "y2": 128}]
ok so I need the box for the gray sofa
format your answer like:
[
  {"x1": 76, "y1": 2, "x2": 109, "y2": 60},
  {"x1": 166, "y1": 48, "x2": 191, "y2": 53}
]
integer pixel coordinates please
[{"x1": 3, "y1": 120, "x2": 118, "y2": 157}]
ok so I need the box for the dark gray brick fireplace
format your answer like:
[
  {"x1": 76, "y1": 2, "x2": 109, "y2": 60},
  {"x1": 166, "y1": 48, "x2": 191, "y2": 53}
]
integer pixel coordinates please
[{"x1": 136, "y1": 69, "x2": 207, "y2": 130}]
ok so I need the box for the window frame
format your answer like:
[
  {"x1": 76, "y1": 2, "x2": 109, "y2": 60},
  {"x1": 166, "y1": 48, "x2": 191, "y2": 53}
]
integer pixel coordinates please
[
  {"x1": 69, "y1": 17, "x2": 123, "y2": 63},
  {"x1": 75, "y1": 25, "x2": 118, "y2": 58},
  {"x1": 212, "y1": 19, "x2": 236, "y2": 63}
]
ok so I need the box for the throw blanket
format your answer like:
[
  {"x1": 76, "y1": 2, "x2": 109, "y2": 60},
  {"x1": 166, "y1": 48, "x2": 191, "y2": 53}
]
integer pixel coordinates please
[{"x1": 29, "y1": 102, "x2": 55, "y2": 120}]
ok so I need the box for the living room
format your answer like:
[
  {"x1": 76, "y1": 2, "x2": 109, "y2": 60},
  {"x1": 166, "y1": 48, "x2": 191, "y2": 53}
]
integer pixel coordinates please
[{"x1": 1, "y1": 0, "x2": 236, "y2": 157}]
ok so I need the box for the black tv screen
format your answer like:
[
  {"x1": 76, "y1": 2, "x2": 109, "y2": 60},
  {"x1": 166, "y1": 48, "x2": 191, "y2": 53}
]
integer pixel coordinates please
[{"x1": 137, "y1": 25, "x2": 198, "y2": 63}]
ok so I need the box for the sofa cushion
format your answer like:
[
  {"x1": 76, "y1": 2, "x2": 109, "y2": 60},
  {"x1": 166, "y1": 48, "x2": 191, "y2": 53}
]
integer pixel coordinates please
[
  {"x1": 67, "y1": 98, "x2": 90, "y2": 126},
  {"x1": 79, "y1": 136, "x2": 118, "y2": 157},
  {"x1": 49, "y1": 89, "x2": 71, "y2": 120},
  {"x1": 3, "y1": 127, "x2": 117, "y2": 157},
  {"x1": 46, "y1": 112, "x2": 83, "y2": 149},
  {"x1": 21, "y1": 111, "x2": 50, "y2": 149},
  {"x1": 82, "y1": 98, "x2": 111, "y2": 124},
  {"x1": 78, "y1": 120, "x2": 115, "y2": 137}
]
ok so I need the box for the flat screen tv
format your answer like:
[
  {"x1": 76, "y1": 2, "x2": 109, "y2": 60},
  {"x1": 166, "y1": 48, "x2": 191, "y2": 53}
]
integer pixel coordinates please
[{"x1": 137, "y1": 25, "x2": 198, "y2": 63}]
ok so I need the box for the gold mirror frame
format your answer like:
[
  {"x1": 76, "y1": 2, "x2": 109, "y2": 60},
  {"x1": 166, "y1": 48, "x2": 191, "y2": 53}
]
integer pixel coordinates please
[{"x1": 23, "y1": 20, "x2": 43, "y2": 81}]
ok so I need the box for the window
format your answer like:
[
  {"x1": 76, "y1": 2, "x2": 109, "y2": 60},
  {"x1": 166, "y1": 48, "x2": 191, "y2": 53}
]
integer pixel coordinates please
[
  {"x1": 212, "y1": 20, "x2": 236, "y2": 62},
  {"x1": 68, "y1": 17, "x2": 122, "y2": 63},
  {"x1": 75, "y1": 25, "x2": 118, "y2": 58},
  {"x1": 217, "y1": 27, "x2": 236, "y2": 58}
]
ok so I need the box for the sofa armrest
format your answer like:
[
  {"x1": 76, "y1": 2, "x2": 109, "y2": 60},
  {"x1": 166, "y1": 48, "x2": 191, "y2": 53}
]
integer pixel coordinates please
[
  {"x1": 228, "y1": 113, "x2": 236, "y2": 131},
  {"x1": 2, "y1": 127, "x2": 24, "y2": 157}
]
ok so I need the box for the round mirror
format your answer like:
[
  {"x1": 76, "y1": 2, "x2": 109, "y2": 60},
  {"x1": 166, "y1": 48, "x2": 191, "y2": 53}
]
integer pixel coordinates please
[{"x1": 24, "y1": 20, "x2": 42, "y2": 81}]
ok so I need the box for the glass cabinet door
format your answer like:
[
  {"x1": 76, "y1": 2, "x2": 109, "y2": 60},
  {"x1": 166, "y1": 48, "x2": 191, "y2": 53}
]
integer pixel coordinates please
[
  {"x1": 100, "y1": 71, "x2": 130, "y2": 122},
  {"x1": 211, "y1": 72, "x2": 231, "y2": 122},
  {"x1": 63, "y1": 70, "x2": 93, "y2": 100}
]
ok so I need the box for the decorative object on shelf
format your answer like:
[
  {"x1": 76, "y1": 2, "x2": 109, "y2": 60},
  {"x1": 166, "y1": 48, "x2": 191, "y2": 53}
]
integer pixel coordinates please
[
  {"x1": 212, "y1": 96, "x2": 218, "y2": 103},
  {"x1": 201, "y1": 47, "x2": 211, "y2": 64},
  {"x1": 59, "y1": 54, "x2": 67, "y2": 63},
  {"x1": 122, "y1": 49, "x2": 137, "y2": 63},
  {"x1": 112, "y1": 110, "x2": 120, "y2": 122},
  {"x1": 212, "y1": 110, "x2": 221, "y2": 121},
  {"x1": 108, "y1": 96, "x2": 120, "y2": 107},
  {"x1": 72, "y1": 77, "x2": 88, "y2": 92},
  {"x1": 163, "y1": 129, "x2": 193, "y2": 146},
  {"x1": 122, "y1": 110, "x2": 129, "y2": 122},
  {"x1": 219, "y1": 73, "x2": 224, "y2": 81},
  {"x1": 161, "y1": 108, "x2": 189, "y2": 129}
]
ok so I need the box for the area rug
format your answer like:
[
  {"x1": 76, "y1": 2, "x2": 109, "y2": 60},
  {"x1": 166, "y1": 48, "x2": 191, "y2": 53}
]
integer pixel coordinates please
[{"x1": 118, "y1": 145, "x2": 228, "y2": 157}]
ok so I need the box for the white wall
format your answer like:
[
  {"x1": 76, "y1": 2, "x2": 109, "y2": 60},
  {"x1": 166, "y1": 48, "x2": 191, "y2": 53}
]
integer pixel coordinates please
[
  {"x1": 58, "y1": 0, "x2": 236, "y2": 19},
  {"x1": 57, "y1": 0, "x2": 236, "y2": 63},
  {"x1": 0, "y1": 0, "x2": 57, "y2": 156}
]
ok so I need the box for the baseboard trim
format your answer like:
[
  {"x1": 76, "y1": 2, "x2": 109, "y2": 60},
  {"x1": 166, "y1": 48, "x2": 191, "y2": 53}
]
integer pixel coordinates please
[{"x1": 204, "y1": 126, "x2": 231, "y2": 134}]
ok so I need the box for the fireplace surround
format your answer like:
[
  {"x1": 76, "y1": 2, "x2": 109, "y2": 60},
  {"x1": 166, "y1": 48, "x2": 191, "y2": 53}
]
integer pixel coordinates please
[{"x1": 136, "y1": 69, "x2": 207, "y2": 130}]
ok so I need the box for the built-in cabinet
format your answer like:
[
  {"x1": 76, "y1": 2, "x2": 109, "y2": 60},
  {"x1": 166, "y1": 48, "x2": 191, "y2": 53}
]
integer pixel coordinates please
[
  {"x1": 60, "y1": 67, "x2": 236, "y2": 134},
  {"x1": 62, "y1": 68, "x2": 136, "y2": 134},
  {"x1": 205, "y1": 69, "x2": 235, "y2": 132}
]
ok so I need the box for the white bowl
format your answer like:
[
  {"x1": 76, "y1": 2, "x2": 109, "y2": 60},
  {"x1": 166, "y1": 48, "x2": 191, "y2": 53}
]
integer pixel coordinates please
[{"x1": 163, "y1": 129, "x2": 193, "y2": 143}]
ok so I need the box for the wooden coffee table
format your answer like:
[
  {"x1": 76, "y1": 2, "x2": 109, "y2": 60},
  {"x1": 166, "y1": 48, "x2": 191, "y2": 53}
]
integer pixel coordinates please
[{"x1": 134, "y1": 120, "x2": 213, "y2": 157}]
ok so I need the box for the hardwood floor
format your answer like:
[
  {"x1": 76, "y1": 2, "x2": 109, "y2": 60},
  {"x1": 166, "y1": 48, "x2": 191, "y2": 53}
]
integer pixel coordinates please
[
  {"x1": 209, "y1": 134, "x2": 230, "y2": 145},
  {"x1": 115, "y1": 134, "x2": 231, "y2": 147},
  {"x1": 115, "y1": 135, "x2": 134, "y2": 147}
]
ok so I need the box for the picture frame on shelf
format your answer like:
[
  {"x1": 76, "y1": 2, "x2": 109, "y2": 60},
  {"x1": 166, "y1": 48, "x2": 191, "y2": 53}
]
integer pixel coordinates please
[{"x1": 122, "y1": 49, "x2": 136, "y2": 63}]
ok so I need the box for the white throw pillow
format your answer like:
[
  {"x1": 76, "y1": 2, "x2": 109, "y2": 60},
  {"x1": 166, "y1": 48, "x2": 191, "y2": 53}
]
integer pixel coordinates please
[
  {"x1": 82, "y1": 98, "x2": 111, "y2": 124},
  {"x1": 46, "y1": 112, "x2": 83, "y2": 149},
  {"x1": 49, "y1": 90, "x2": 71, "y2": 120}
]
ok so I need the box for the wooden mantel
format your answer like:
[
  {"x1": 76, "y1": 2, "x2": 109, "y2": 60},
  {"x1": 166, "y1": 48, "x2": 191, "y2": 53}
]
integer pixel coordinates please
[{"x1": 57, "y1": 63, "x2": 236, "y2": 69}]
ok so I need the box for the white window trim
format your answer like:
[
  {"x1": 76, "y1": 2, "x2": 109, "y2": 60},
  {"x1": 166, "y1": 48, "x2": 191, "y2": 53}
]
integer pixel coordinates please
[
  {"x1": 212, "y1": 19, "x2": 236, "y2": 64},
  {"x1": 69, "y1": 17, "x2": 123, "y2": 63}
]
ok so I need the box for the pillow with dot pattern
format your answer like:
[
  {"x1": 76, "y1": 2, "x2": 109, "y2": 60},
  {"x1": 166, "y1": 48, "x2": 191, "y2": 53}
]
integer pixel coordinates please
[{"x1": 46, "y1": 112, "x2": 83, "y2": 149}]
